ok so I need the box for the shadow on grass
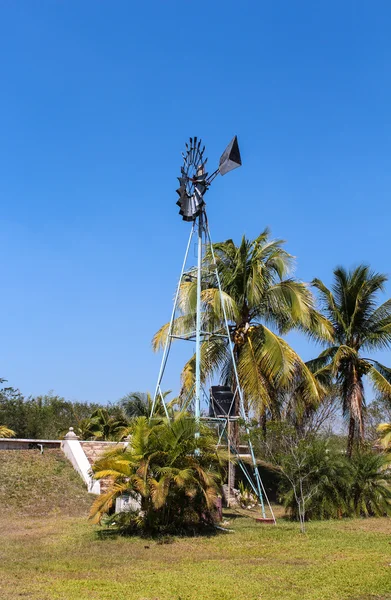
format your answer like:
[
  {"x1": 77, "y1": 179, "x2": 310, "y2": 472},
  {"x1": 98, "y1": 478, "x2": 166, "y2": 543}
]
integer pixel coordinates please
[
  {"x1": 95, "y1": 525, "x2": 225, "y2": 542},
  {"x1": 94, "y1": 512, "x2": 241, "y2": 542}
]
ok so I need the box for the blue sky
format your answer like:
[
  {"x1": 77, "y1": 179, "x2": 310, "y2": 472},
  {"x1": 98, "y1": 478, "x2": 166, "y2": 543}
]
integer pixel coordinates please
[{"x1": 1, "y1": 1, "x2": 390, "y2": 404}]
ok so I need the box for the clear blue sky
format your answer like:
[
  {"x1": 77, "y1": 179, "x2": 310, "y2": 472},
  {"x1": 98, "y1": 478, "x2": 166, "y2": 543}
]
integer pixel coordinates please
[{"x1": 1, "y1": 1, "x2": 390, "y2": 404}]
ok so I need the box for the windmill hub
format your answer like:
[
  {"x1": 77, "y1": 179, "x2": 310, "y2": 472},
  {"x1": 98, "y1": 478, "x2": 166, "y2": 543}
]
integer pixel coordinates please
[{"x1": 176, "y1": 135, "x2": 242, "y2": 222}]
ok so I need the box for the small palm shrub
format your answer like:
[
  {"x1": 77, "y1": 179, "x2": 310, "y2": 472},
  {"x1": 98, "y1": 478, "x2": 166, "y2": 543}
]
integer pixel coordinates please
[
  {"x1": 347, "y1": 450, "x2": 391, "y2": 517},
  {"x1": 278, "y1": 438, "x2": 351, "y2": 521},
  {"x1": 279, "y1": 443, "x2": 391, "y2": 520},
  {"x1": 90, "y1": 415, "x2": 225, "y2": 535}
]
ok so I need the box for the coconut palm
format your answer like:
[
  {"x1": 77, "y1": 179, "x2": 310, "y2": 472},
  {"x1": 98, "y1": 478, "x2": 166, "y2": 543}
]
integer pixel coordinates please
[
  {"x1": 153, "y1": 229, "x2": 332, "y2": 420},
  {"x1": 90, "y1": 415, "x2": 225, "y2": 534},
  {"x1": 310, "y1": 266, "x2": 391, "y2": 455},
  {"x1": 0, "y1": 425, "x2": 15, "y2": 438}
]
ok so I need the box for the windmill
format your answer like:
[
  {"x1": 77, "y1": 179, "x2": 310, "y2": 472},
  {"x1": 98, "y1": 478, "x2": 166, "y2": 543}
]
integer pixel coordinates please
[{"x1": 150, "y1": 136, "x2": 275, "y2": 522}]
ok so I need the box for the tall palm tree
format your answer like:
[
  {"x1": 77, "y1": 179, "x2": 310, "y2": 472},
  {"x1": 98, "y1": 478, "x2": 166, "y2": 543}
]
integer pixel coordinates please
[
  {"x1": 153, "y1": 229, "x2": 331, "y2": 420},
  {"x1": 310, "y1": 265, "x2": 391, "y2": 455},
  {"x1": 90, "y1": 415, "x2": 225, "y2": 533}
]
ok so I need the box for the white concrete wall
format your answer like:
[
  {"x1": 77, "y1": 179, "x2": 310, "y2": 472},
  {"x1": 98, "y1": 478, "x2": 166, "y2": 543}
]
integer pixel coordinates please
[{"x1": 61, "y1": 439, "x2": 100, "y2": 494}]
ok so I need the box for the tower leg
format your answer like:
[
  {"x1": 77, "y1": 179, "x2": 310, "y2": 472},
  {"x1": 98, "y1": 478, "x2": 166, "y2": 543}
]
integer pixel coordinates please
[{"x1": 150, "y1": 223, "x2": 195, "y2": 418}]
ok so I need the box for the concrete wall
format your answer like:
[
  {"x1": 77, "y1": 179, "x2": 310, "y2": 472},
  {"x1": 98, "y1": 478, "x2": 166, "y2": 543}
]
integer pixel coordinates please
[{"x1": 61, "y1": 438, "x2": 100, "y2": 494}]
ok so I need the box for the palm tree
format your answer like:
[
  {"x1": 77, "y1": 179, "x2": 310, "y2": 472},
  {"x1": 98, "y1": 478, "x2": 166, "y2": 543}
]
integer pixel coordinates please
[
  {"x1": 89, "y1": 415, "x2": 225, "y2": 533},
  {"x1": 120, "y1": 391, "x2": 174, "y2": 420},
  {"x1": 0, "y1": 425, "x2": 15, "y2": 438},
  {"x1": 348, "y1": 451, "x2": 391, "y2": 517},
  {"x1": 310, "y1": 265, "x2": 391, "y2": 455},
  {"x1": 81, "y1": 408, "x2": 128, "y2": 441},
  {"x1": 153, "y1": 229, "x2": 331, "y2": 421}
]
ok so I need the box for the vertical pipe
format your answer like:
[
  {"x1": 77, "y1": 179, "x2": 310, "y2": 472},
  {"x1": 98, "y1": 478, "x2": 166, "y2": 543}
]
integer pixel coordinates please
[{"x1": 195, "y1": 210, "x2": 203, "y2": 436}]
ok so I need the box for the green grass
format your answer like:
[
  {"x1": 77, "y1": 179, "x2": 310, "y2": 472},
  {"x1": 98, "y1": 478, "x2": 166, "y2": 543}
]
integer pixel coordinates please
[
  {"x1": 1, "y1": 449, "x2": 391, "y2": 599},
  {"x1": 1, "y1": 511, "x2": 391, "y2": 600},
  {"x1": 0, "y1": 449, "x2": 92, "y2": 516}
]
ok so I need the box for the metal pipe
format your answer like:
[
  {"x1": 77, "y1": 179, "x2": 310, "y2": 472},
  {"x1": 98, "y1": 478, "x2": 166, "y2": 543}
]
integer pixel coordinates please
[
  {"x1": 150, "y1": 223, "x2": 196, "y2": 418},
  {"x1": 194, "y1": 210, "x2": 203, "y2": 437}
]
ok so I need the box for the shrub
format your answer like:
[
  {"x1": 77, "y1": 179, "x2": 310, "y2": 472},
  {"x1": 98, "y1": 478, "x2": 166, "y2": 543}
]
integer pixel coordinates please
[{"x1": 90, "y1": 415, "x2": 225, "y2": 535}]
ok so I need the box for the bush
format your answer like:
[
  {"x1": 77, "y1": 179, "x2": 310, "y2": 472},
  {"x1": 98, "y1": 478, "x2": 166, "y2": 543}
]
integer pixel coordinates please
[{"x1": 90, "y1": 415, "x2": 225, "y2": 535}]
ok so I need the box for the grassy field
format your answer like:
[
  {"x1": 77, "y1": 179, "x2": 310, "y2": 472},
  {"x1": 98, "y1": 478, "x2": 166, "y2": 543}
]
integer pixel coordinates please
[
  {"x1": 2, "y1": 510, "x2": 391, "y2": 599},
  {"x1": 1, "y1": 449, "x2": 391, "y2": 599}
]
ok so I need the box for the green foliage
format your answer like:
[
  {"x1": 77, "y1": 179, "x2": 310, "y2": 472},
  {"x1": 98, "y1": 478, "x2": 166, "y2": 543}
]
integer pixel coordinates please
[
  {"x1": 3, "y1": 512, "x2": 391, "y2": 600},
  {"x1": 153, "y1": 229, "x2": 332, "y2": 417},
  {"x1": 120, "y1": 390, "x2": 173, "y2": 420},
  {"x1": 77, "y1": 408, "x2": 128, "y2": 441},
  {"x1": 90, "y1": 415, "x2": 225, "y2": 535},
  {"x1": 0, "y1": 384, "x2": 102, "y2": 439},
  {"x1": 366, "y1": 396, "x2": 391, "y2": 441},
  {"x1": 348, "y1": 450, "x2": 391, "y2": 517},
  {"x1": 276, "y1": 437, "x2": 351, "y2": 521},
  {"x1": 0, "y1": 449, "x2": 92, "y2": 517},
  {"x1": 311, "y1": 265, "x2": 391, "y2": 453},
  {"x1": 255, "y1": 422, "x2": 391, "y2": 523}
]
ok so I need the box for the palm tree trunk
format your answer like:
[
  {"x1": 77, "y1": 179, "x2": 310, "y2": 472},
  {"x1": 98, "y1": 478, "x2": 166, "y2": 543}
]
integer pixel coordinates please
[
  {"x1": 346, "y1": 366, "x2": 365, "y2": 457},
  {"x1": 259, "y1": 411, "x2": 267, "y2": 439},
  {"x1": 347, "y1": 416, "x2": 355, "y2": 458}
]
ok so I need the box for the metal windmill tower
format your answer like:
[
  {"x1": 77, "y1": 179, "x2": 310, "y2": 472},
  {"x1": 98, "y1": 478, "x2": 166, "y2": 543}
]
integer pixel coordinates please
[{"x1": 150, "y1": 136, "x2": 275, "y2": 521}]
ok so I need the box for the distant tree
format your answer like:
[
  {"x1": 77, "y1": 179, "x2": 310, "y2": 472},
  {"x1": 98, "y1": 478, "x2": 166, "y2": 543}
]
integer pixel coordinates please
[
  {"x1": 0, "y1": 380, "x2": 102, "y2": 439},
  {"x1": 366, "y1": 397, "x2": 391, "y2": 442},
  {"x1": 310, "y1": 266, "x2": 391, "y2": 455},
  {"x1": 0, "y1": 382, "x2": 28, "y2": 437},
  {"x1": 81, "y1": 408, "x2": 128, "y2": 441},
  {"x1": 120, "y1": 391, "x2": 173, "y2": 420}
]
